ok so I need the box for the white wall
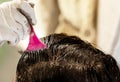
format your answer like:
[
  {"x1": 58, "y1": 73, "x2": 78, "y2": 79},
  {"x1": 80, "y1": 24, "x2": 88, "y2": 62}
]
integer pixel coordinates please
[{"x1": 97, "y1": 0, "x2": 120, "y2": 54}]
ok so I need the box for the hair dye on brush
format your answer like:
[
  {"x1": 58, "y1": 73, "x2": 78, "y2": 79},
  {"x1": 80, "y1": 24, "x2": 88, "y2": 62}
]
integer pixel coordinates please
[{"x1": 16, "y1": 33, "x2": 120, "y2": 82}]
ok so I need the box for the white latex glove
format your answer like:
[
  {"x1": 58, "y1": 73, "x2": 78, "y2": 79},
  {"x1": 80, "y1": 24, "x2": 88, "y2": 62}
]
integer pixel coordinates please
[{"x1": 0, "y1": 0, "x2": 36, "y2": 46}]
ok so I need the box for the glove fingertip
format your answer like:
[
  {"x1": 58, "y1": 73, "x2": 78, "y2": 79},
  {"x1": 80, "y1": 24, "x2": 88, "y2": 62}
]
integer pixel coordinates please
[{"x1": 32, "y1": 18, "x2": 37, "y2": 25}]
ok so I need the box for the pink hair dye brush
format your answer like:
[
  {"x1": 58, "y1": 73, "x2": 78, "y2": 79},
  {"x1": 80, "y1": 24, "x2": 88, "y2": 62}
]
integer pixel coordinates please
[{"x1": 26, "y1": 24, "x2": 46, "y2": 51}]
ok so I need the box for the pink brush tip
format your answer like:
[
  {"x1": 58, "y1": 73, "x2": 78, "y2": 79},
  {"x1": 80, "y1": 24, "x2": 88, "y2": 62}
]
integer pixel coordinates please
[{"x1": 26, "y1": 24, "x2": 46, "y2": 51}]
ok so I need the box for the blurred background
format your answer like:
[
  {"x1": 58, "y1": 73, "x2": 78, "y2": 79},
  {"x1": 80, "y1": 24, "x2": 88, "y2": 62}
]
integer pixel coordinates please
[{"x1": 1, "y1": 0, "x2": 120, "y2": 82}]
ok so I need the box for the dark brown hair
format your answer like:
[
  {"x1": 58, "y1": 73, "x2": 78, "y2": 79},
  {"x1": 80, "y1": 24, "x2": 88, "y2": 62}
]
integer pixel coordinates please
[{"x1": 16, "y1": 33, "x2": 120, "y2": 82}]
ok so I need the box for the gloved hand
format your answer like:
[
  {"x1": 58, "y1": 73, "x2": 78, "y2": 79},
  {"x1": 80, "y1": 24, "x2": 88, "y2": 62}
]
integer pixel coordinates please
[{"x1": 0, "y1": 0, "x2": 36, "y2": 46}]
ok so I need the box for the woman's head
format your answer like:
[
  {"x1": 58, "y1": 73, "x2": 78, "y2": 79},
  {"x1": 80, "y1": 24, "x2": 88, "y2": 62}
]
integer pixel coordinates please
[{"x1": 16, "y1": 33, "x2": 120, "y2": 82}]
